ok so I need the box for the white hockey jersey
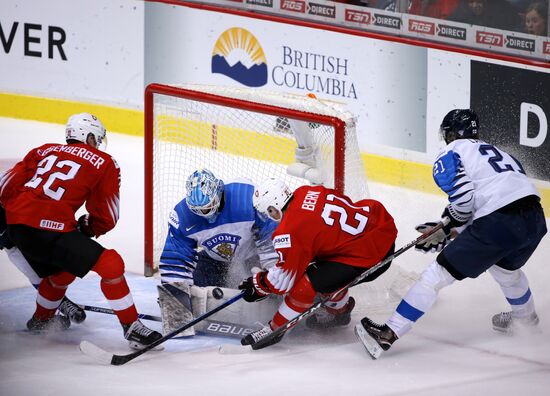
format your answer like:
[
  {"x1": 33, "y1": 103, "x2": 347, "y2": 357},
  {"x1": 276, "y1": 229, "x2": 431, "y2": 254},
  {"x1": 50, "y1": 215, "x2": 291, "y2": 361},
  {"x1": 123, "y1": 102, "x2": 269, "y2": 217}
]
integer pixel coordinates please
[{"x1": 433, "y1": 139, "x2": 539, "y2": 223}]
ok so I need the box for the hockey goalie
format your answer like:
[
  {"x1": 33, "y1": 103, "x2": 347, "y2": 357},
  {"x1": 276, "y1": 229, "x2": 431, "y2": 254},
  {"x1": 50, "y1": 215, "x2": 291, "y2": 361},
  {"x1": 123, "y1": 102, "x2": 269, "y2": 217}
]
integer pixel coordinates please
[{"x1": 156, "y1": 169, "x2": 280, "y2": 338}]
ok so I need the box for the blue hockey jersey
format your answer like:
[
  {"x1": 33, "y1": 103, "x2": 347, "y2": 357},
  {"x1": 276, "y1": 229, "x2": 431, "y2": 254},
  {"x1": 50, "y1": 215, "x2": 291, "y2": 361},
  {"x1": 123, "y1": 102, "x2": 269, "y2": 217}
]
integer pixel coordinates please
[{"x1": 159, "y1": 179, "x2": 278, "y2": 284}]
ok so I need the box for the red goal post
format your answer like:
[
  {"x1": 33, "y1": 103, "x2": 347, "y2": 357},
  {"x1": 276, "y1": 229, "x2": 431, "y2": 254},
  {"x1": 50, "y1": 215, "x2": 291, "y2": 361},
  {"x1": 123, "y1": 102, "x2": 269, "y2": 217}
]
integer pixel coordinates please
[{"x1": 144, "y1": 83, "x2": 368, "y2": 276}]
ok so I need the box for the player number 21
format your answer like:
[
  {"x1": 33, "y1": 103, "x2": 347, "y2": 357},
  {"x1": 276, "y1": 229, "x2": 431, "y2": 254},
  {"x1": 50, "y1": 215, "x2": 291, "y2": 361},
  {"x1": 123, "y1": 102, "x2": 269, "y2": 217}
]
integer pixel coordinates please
[
  {"x1": 25, "y1": 155, "x2": 82, "y2": 200},
  {"x1": 321, "y1": 194, "x2": 369, "y2": 235}
]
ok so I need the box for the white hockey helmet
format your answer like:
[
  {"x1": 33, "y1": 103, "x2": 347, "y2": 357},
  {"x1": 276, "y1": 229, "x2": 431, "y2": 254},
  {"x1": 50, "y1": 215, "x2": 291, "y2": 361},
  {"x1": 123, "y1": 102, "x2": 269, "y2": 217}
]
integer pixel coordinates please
[
  {"x1": 253, "y1": 178, "x2": 293, "y2": 222},
  {"x1": 65, "y1": 113, "x2": 106, "y2": 147}
]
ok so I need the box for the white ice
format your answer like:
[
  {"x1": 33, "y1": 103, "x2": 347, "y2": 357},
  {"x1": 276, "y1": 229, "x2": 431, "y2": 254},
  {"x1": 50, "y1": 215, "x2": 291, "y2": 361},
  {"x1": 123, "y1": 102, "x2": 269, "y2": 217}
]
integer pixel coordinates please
[{"x1": 0, "y1": 117, "x2": 549, "y2": 396}]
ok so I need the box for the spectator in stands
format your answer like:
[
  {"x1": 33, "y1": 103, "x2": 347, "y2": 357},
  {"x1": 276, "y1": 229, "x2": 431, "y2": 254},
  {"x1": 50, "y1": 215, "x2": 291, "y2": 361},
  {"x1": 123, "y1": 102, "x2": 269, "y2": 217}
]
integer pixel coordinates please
[
  {"x1": 448, "y1": 0, "x2": 521, "y2": 31},
  {"x1": 409, "y1": 0, "x2": 460, "y2": 19},
  {"x1": 523, "y1": 2, "x2": 548, "y2": 36}
]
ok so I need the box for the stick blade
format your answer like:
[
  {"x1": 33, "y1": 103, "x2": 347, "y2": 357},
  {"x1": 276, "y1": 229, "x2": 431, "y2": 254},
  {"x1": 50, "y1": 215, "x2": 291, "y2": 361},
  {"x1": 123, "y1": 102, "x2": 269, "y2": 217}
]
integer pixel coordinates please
[{"x1": 79, "y1": 340, "x2": 114, "y2": 365}]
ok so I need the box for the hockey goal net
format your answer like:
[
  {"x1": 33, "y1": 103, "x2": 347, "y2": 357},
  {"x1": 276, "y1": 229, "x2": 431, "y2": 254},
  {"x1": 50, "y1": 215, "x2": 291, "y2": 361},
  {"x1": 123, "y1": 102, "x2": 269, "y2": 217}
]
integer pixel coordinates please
[{"x1": 144, "y1": 83, "x2": 369, "y2": 276}]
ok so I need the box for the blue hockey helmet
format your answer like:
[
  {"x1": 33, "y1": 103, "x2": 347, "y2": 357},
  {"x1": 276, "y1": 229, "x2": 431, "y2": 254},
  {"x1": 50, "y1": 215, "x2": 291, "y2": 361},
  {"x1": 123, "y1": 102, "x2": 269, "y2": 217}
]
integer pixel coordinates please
[
  {"x1": 439, "y1": 109, "x2": 479, "y2": 144},
  {"x1": 185, "y1": 169, "x2": 224, "y2": 223}
]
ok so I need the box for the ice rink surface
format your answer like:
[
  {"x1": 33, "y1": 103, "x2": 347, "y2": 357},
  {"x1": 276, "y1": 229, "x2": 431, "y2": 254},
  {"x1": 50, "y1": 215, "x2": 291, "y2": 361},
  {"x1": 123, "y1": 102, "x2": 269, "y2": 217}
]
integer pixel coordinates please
[{"x1": 0, "y1": 117, "x2": 549, "y2": 396}]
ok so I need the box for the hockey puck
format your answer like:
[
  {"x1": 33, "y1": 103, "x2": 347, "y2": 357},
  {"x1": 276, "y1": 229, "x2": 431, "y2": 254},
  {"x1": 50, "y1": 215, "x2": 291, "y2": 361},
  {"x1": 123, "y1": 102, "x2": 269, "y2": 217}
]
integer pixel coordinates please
[{"x1": 212, "y1": 287, "x2": 224, "y2": 299}]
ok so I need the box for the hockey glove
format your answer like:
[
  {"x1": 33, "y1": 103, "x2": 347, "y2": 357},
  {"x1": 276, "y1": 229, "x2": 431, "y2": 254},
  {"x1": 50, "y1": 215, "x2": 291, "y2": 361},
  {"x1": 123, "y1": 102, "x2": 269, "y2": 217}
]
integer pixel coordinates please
[
  {"x1": 77, "y1": 214, "x2": 95, "y2": 238},
  {"x1": 441, "y1": 205, "x2": 469, "y2": 229},
  {"x1": 414, "y1": 220, "x2": 452, "y2": 253},
  {"x1": 238, "y1": 272, "x2": 270, "y2": 303}
]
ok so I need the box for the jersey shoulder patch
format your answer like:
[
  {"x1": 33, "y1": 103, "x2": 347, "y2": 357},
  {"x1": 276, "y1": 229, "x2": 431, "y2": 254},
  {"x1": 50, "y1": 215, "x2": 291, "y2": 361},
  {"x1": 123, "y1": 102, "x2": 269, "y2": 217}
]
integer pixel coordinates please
[
  {"x1": 168, "y1": 209, "x2": 180, "y2": 228},
  {"x1": 273, "y1": 234, "x2": 291, "y2": 249}
]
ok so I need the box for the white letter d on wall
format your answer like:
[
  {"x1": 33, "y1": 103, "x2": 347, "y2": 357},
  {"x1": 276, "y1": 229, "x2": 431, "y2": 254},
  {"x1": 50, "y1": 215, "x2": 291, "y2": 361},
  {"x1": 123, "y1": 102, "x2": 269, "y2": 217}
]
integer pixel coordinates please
[{"x1": 520, "y1": 102, "x2": 547, "y2": 147}]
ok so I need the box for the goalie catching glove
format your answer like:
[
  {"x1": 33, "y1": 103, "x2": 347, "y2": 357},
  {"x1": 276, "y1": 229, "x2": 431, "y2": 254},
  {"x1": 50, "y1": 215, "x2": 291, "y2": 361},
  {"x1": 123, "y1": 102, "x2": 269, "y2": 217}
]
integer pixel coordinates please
[{"x1": 238, "y1": 271, "x2": 271, "y2": 303}]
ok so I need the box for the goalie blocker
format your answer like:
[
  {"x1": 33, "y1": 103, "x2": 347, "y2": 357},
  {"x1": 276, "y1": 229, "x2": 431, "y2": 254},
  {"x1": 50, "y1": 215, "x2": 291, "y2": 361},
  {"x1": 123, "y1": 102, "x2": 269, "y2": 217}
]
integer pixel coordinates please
[{"x1": 157, "y1": 282, "x2": 279, "y2": 338}]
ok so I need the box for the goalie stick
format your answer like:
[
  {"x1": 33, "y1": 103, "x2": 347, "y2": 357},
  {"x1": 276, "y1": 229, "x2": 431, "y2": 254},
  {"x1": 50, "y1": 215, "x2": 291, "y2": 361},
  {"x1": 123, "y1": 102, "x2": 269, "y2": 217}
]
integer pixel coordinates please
[
  {"x1": 79, "y1": 291, "x2": 244, "y2": 365},
  {"x1": 247, "y1": 218, "x2": 451, "y2": 350}
]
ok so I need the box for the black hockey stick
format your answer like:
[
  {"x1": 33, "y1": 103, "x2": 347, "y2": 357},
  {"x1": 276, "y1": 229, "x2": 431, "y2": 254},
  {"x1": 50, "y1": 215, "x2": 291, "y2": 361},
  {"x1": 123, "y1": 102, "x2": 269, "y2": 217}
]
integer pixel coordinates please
[
  {"x1": 248, "y1": 218, "x2": 451, "y2": 350},
  {"x1": 79, "y1": 304, "x2": 162, "y2": 322},
  {"x1": 79, "y1": 291, "x2": 245, "y2": 365}
]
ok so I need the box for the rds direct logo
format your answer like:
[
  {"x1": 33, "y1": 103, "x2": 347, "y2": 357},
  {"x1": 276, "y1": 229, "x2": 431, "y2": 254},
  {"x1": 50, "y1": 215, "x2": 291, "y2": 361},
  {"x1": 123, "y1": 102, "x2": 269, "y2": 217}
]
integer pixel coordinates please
[{"x1": 211, "y1": 28, "x2": 268, "y2": 87}]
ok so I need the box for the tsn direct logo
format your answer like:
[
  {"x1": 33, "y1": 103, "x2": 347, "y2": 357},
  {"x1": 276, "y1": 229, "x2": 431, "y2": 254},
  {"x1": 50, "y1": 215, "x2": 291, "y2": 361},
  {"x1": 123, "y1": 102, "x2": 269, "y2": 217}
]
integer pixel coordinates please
[
  {"x1": 408, "y1": 20, "x2": 435, "y2": 35},
  {"x1": 280, "y1": 0, "x2": 306, "y2": 12},
  {"x1": 476, "y1": 31, "x2": 503, "y2": 47},
  {"x1": 345, "y1": 9, "x2": 371, "y2": 25}
]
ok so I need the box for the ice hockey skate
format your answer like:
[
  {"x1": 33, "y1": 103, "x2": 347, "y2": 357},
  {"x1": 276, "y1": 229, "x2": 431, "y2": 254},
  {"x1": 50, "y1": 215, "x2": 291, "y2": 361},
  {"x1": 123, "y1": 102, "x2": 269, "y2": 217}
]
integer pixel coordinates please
[
  {"x1": 354, "y1": 316, "x2": 398, "y2": 359},
  {"x1": 492, "y1": 311, "x2": 540, "y2": 335},
  {"x1": 26, "y1": 314, "x2": 71, "y2": 333},
  {"x1": 306, "y1": 297, "x2": 355, "y2": 329},
  {"x1": 123, "y1": 320, "x2": 163, "y2": 350},
  {"x1": 241, "y1": 323, "x2": 283, "y2": 350},
  {"x1": 58, "y1": 297, "x2": 86, "y2": 324}
]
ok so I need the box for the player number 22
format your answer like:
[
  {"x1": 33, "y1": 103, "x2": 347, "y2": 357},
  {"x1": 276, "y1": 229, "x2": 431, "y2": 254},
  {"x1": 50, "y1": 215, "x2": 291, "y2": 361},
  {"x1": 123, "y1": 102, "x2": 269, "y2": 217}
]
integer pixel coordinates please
[
  {"x1": 25, "y1": 155, "x2": 82, "y2": 200},
  {"x1": 321, "y1": 194, "x2": 369, "y2": 235}
]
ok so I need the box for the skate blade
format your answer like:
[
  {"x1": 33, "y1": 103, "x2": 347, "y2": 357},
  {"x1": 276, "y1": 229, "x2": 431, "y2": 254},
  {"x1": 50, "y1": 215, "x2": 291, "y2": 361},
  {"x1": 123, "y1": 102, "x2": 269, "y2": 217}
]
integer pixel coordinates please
[
  {"x1": 354, "y1": 324, "x2": 383, "y2": 360},
  {"x1": 128, "y1": 341, "x2": 164, "y2": 351}
]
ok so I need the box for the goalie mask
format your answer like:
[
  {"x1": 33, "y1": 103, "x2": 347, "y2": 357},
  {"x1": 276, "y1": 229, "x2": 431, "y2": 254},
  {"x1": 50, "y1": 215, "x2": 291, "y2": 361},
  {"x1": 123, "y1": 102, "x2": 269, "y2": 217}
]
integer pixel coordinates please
[
  {"x1": 65, "y1": 113, "x2": 106, "y2": 148},
  {"x1": 253, "y1": 178, "x2": 293, "y2": 222},
  {"x1": 186, "y1": 169, "x2": 224, "y2": 223},
  {"x1": 439, "y1": 109, "x2": 479, "y2": 144}
]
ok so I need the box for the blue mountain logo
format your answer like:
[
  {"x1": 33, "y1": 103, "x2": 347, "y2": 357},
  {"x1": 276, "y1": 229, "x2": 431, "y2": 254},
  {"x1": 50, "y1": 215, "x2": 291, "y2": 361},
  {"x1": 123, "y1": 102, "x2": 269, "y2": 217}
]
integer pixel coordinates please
[{"x1": 212, "y1": 28, "x2": 268, "y2": 87}]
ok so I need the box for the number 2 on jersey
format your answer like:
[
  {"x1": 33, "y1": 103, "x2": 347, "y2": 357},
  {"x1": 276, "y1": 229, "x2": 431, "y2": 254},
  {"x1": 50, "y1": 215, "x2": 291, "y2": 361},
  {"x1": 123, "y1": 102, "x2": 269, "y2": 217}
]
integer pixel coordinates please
[
  {"x1": 321, "y1": 194, "x2": 369, "y2": 235},
  {"x1": 479, "y1": 144, "x2": 525, "y2": 174},
  {"x1": 25, "y1": 155, "x2": 81, "y2": 200}
]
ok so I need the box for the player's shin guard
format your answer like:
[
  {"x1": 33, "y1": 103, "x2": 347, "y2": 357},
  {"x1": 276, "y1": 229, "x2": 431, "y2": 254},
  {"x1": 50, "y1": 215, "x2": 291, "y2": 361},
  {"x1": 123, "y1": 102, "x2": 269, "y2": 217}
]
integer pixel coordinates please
[
  {"x1": 488, "y1": 266, "x2": 539, "y2": 334},
  {"x1": 488, "y1": 266, "x2": 536, "y2": 318},
  {"x1": 34, "y1": 272, "x2": 76, "y2": 320},
  {"x1": 387, "y1": 261, "x2": 455, "y2": 338},
  {"x1": 92, "y1": 249, "x2": 138, "y2": 325},
  {"x1": 271, "y1": 274, "x2": 316, "y2": 329},
  {"x1": 242, "y1": 274, "x2": 314, "y2": 346}
]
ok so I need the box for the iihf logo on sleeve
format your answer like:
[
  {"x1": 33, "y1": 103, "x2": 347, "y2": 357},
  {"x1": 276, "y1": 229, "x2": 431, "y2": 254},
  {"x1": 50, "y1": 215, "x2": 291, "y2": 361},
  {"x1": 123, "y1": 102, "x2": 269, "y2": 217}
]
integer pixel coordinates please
[{"x1": 211, "y1": 28, "x2": 268, "y2": 87}]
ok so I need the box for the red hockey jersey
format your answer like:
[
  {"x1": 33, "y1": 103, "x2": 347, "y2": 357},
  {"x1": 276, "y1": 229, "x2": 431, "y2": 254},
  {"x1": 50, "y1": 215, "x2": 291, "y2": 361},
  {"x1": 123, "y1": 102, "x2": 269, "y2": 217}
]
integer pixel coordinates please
[
  {"x1": 0, "y1": 142, "x2": 120, "y2": 237},
  {"x1": 264, "y1": 185, "x2": 397, "y2": 294}
]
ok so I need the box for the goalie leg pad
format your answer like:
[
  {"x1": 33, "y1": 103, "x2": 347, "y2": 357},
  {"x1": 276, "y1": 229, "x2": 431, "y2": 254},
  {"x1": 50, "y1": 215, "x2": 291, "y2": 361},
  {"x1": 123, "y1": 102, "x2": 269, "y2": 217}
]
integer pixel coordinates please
[
  {"x1": 193, "y1": 286, "x2": 280, "y2": 338},
  {"x1": 157, "y1": 282, "x2": 195, "y2": 337}
]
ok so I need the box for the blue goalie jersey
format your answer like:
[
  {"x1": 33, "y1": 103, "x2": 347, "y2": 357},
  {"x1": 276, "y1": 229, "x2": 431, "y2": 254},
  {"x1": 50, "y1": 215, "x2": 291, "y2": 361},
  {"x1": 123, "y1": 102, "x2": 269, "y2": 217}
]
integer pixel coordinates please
[{"x1": 159, "y1": 179, "x2": 278, "y2": 285}]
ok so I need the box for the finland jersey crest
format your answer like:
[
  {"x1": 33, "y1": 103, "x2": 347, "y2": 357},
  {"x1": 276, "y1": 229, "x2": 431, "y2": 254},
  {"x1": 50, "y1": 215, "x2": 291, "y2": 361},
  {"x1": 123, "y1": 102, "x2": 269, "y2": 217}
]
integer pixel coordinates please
[{"x1": 201, "y1": 233, "x2": 242, "y2": 260}]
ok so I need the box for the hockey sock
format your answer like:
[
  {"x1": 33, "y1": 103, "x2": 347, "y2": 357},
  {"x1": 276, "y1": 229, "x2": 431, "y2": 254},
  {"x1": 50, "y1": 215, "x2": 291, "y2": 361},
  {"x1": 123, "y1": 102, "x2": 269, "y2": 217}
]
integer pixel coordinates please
[
  {"x1": 324, "y1": 289, "x2": 350, "y2": 313},
  {"x1": 387, "y1": 261, "x2": 455, "y2": 338},
  {"x1": 92, "y1": 249, "x2": 138, "y2": 325},
  {"x1": 271, "y1": 274, "x2": 316, "y2": 329},
  {"x1": 488, "y1": 266, "x2": 535, "y2": 318},
  {"x1": 34, "y1": 271, "x2": 76, "y2": 320}
]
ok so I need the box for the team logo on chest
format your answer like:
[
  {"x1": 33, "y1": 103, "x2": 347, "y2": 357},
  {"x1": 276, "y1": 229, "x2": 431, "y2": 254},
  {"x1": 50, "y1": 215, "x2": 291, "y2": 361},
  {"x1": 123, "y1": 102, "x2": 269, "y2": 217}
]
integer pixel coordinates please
[{"x1": 202, "y1": 233, "x2": 242, "y2": 260}]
